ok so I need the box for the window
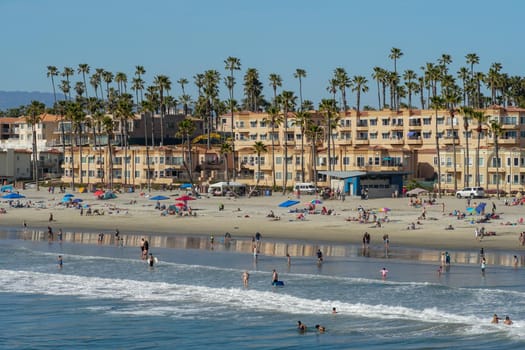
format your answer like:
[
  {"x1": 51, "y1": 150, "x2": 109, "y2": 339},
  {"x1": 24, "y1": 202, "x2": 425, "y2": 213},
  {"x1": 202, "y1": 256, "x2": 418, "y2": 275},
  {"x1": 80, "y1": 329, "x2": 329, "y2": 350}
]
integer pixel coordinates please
[
  {"x1": 88, "y1": 170, "x2": 94, "y2": 177},
  {"x1": 369, "y1": 119, "x2": 377, "y2": 126},
  {"x1": 276, "y1": 157, "x2": 282, "y2": 165},
  {"x1": 491, "y1": 157, "x2": 501, "y2": 167},
  {"x1": 423, "y1": 132, "x2": 432, "y2": 139},
  {"x1": 343, "y1": 157, "x2": 350, "y2": 165},
  {"x1": 382, "y1": 118, "x2": 390, "y2": 126},
  {"x1": 260, "y1": 134, "x2": 267, "y2": 141},
  {"x1": 382, "y1": 132, "x2": 390, "y2": 139},
  {"x1": 295, "y1": 156, "x2": 301, "y2": 165},
  {"x1": 370, "y1": 132, "x2": 378, "y2": 140},
  {"x1": 250, "y1": 121, "x2": 257, "y2": 127},
  {"x1": 135, "y1": 156, "x2": 141, "y2": 163},
  {"x1": 357, "y1": 156, "x2": 365, "y2": 167},
  {"x1": 256, "y1": 172, "x2": 264, "y2": 180},
  {"x1": 159, "y1": 157, "x2": 164, "y2": 164},
  {"x1": 275, "y1": 172, "x2": 282, "y2": 180},
  {"x1": 423, "y1": 118, "x2": 432, "y2": 125},
  {"x1": 250, "y1": 134, "x2": 257, "y2": 141},
  {"x1": 478, "y1": 157, "x2": 484, "y2": 166},
  {"x1": 258, "y1": 157, "x2": 265, "y2": 165},
  {"x1": 135, "y1": 171, "x2": 141, "y2": 178}
]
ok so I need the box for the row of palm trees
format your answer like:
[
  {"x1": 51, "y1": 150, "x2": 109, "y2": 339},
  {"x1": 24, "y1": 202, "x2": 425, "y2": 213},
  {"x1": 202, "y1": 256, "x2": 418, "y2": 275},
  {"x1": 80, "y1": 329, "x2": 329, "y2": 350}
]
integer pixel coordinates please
[{"x1": 41, "y1": 49, "x2": 514, "y2": 192}]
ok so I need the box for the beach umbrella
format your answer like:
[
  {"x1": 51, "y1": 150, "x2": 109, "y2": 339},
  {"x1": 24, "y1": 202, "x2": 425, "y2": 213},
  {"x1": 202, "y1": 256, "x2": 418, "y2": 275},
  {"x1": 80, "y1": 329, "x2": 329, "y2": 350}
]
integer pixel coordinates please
[
  {"x1": 174, "y1": 202, "x2": 186, "y2": 207},
  {"x1": 2, "y1": 193, "x2": 25, "y2": 199},
  {"x1": 179, "y1": 183, "x2": 192, "y2": 189},
  {"x1": 72, "y1": 198, "x2": 83, "y2": 203},
  {"x1": 93, "y1": 190, "x2": 104, "y2": 197},
  {"x1": 278, "y1": 199, "x2": 300, "y2": 208},
  {"x1": 311, "y1": 199, "x2": 323, "y2": 204},
  {"x1": 150, "y1": 195, "x2": 170, "y2": 201},
  {"x1": 379, "y1": 207, "x2": 391, "y2": 212},
  {"x1": 63, "y1": 193, "x2": 75, "y2": 198},
  {"x1": 176, "y1": 195, "x2": 196, "y2": 201}
]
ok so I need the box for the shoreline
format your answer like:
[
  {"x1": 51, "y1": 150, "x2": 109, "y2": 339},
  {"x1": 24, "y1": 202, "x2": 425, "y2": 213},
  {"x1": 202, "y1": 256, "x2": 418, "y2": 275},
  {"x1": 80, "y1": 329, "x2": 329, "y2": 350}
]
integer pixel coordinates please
[{"x1": 1, "y1": 188, "x2": 524, "y2": 254}]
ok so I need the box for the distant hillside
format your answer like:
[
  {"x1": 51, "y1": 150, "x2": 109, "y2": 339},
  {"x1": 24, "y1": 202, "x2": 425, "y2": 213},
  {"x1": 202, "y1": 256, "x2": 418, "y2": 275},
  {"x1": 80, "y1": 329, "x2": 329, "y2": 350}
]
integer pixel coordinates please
[{"x1": 0, "y1": 91, "x2": 65, "y2": 110}]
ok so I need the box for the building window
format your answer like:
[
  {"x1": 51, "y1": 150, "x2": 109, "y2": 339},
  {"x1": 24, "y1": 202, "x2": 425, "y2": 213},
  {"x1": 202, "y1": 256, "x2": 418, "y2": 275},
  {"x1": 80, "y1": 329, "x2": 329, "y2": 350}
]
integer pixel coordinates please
[
  {"x1": 275, "y1": 172, "x2": 282, "y2": 180},
  {"x1": 357, "y1": 156, "x2": 365, "y2": 167},
  {"x1": 343, "y1": 157, "x2": 350, "y2": 165},
  {"x1": 276, "y1": 157, "x2": 282, "y2": 165},
  {"x1": 135, "y1": 156, "x2": 140, "y2": 163},
  {"x1": 382, "y1": 132, "x2": 390, "y2": 139},
  {"x1": 135, "y1": 171, "x2": 140, "y2": 178}
]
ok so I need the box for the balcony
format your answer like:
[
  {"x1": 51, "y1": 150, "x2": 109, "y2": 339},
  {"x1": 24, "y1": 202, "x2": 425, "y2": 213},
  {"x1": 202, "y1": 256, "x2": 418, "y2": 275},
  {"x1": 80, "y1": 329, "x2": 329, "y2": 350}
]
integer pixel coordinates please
[
  {"x1": 406, "y1": 138, "x2": 422, "y2": 145},
  {"x1": 501, "y1": 123, "x2": 519, "y2": 129},
  {"x1": 354, "y1": 138, "x2": 369, "y2": 145},
  {"x1": 390, "y1": 138, "x2": 404, "y2": 145},
  {"x1": 443, "y1": 136, "x2": 460, "y2": 145},
  {"x1": 390, "y1": 124, "x2": 404, "y2": 130}
]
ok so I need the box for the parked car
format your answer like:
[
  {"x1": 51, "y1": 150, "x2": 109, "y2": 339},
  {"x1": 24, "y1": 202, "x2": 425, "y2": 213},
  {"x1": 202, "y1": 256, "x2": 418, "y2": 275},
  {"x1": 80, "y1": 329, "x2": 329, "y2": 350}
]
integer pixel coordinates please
[{"x1": 456, "y1": 187, "x2": 485, "y2": 199}]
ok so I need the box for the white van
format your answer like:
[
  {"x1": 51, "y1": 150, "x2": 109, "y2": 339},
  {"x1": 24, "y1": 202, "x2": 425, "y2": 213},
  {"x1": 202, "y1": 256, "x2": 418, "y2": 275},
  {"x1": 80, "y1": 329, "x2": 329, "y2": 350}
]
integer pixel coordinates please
[{"x1": 294, "y1": 183, "x2": 316, "y2": 195}]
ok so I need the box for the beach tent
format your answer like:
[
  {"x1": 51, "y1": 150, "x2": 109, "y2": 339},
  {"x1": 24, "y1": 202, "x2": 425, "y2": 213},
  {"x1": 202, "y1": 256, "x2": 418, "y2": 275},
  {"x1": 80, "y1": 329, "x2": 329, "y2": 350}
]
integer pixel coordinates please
[
  {"x1": 278, "y1": 199, "x2": 300, "y2": 208},
  {"x1": 406, "y1": 188, "x2": 428, "y2": 196},
  {"x1": 1, "y1": 185, "x2": 14, "y2": 193},
  {"x1": 103, "y1": 191, "x2": 117, "y2": 199},
  {"x1": 2, "y1": 193, "x2": 25, "y2": 199},
  {"x1": 208, "y1": 182, "x2": 246, "y2": 194}
]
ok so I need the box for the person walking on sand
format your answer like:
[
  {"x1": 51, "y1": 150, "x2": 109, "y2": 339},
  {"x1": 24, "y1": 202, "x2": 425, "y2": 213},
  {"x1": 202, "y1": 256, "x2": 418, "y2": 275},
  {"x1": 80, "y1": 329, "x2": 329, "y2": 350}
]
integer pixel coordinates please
[{"x1": 242, "y1": 271, "x2": 249, "y2": 287}]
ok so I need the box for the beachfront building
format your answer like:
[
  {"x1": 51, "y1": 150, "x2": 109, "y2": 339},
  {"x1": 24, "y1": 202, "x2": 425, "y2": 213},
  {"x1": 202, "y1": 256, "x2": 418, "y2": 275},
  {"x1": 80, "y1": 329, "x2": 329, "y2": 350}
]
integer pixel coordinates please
[
  {"x1": 56, "y1": 106, "x2": 525, "y2": 195},
  {"x1": 0, "y1": 148, "x2": 32, "y2": 182},
  {"x1": 223, "y1": 106, "x2": 525, "y2": 195}
]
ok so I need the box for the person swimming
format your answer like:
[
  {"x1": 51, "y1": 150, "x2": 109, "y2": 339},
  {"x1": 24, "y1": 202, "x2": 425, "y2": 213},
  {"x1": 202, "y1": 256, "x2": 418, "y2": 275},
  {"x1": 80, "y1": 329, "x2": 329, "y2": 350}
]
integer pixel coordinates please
[
  {"x1": 297, "y1": 321, "x2": 307, "y2": 331},
  {"x1": 504, "y1": 316, "x2": 513, "y2": 325},
  {"x1": 315, "y1": 324, "x2": 326, "y2": 333},
  {"x1": 491, "y1": 314, "x2": 500, "y2": 324}
]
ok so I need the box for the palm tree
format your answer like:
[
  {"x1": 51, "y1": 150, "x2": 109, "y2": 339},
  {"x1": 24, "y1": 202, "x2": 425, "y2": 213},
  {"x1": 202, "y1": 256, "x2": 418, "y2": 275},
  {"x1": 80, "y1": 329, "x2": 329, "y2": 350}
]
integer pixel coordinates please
[
  {"x1": 472, "y1": 110, "x2": 489, "y2": 186},
  {"x1": 252, "y1": 141, "x2": 268, "y2": 193},
  {"x1": 102, "y1": 115, "x2": 115, "y2": 189},
  {"x1": 153, "y1": 75, "x2": 171, "y2": 145},
  {"x1": 430, "y1": 96, "x2": 445, "y2": 197},
  {"x1": 459, "y1": 106, "x2": 474, "y2": 188},
  {"x1": 268, "y1": 73, "x2": 282, "y2": 106},
  {"x1": 265, "y1": 105, "x2": 282, "y2": 190},
  {"x1": 47, "y1": 66, "x2": 66, "y2": 158},
  {"x1": 372, "y1": 67, "x2": 384, "y2": 109},
  {"x1": 403, "y1": 70, "x2": 417, "y2": 110},
  {"x1": 351, "y1": 76, "x2": 369, "y2": 115},
  {"x1": 102, "y1": 71, "x2": 114, "y2": 101},
  {"x1": 278, "y1": 91, "x2": 297, "y2": 193},
  {"x1": 487, "y1": 119, "x2": 503, "y2": 198},
  {"x1": 465, "y1": 53, "x2": 480, "y2": 106},
  {"x1": 305, "y1": 123, "x2": 323, "y2": 189},
  {"x1": 131, "y1": 77, "x2": 145, "y2": 113},
  {"x1": 293, "y1": 110, "x2": 311, "y2": 182},
  {"x1": 141, "y1": 97, "x2": 157, "y2": 192},
  {"x1": 389, "y1": 47, "x2": 403, "y2": 109},
  {"x1": 294, "y1": 69, "x2": 307, "y2": 110},
  {"x1": 203, "y1": 70, "x2": 220, "y2": 149},
  {"x1": 176, "y1": 118, "x2": 196, "y2": 191},
  {"x1": 319, "y1": 98, "x2": 337, "y2": 172},
  {"x1": 115, "y1": 72, "x2": 127, "y2": 94},
  {"x1": 334, "y1": 68, "x2": 351, "y2": 112},
  {"x1": 67, "y1": 100, "x2": 87, "y2": 185},
  {"x1": 62, "y1": 67, "x2": 75, "y2": 100},
  {"x1": 219, "y1": 141, "x2": 233, "y2": 183},
  {"x1": 457, "y1": 67, "x2": 470, "y2": 106},
  {"x1": 115, "y1": 93, "x2": 134, "y2": 186},
  {"x1": 25, "y1": 101, "x2": 45, "y2": 191},
  {"x1": 444, "y1": 89, "x2": 462, "y2": 192},
  {"x1": 88, "y1": 98, "x2": 105, "y2": 184},
  {"x1": 77, "y1": 64, "x2": 90, "y2": 99}
]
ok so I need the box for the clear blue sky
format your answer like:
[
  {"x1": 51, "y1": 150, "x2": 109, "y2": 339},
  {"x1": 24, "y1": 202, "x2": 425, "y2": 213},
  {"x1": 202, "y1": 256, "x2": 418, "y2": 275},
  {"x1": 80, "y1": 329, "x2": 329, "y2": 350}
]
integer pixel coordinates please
[{"x1": 1, "y1": 0, "x2": 524, "y2": 108}]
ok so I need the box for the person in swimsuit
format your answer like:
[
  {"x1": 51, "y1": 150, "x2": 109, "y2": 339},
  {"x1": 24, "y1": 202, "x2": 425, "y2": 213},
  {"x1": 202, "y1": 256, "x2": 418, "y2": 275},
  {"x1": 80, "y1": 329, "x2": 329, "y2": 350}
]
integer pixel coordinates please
[
  {"x1": 491, "y1": 314, "x2": 500, "y2": 324},
  {"x1": 57, "y1": 255, "x2": 63, "y2": 268},
  {"x1": 148, "y1": 253, "x2": 155, "y2": 267},
  {"x1": 504, "y1": 316, "x2": 513, "y2": 325},
  {"x1": 380, "y1": 267, "x2": 388, "y2": 279},
  {"x1": 242, "y1": 271, "x2": 249, "y2": 287},
  {"x1": 297, "y1": 321, "x2": 307, "y2": 332},
  {"x1": 315, "y1": 324, "x2": 326, "y2": 333},
  {"x1": 272, "y1": 269, "x2": 278, "y2": 283},
  {"x1": 316, "y1": 249, "x2": 323, "y2": 263}
]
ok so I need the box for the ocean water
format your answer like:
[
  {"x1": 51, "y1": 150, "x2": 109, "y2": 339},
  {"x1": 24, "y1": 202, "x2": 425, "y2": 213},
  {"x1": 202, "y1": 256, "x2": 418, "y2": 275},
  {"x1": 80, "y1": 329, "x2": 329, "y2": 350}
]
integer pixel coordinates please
[{"x1": 1, "y1": 229, "x2": 525, "y2": 349}]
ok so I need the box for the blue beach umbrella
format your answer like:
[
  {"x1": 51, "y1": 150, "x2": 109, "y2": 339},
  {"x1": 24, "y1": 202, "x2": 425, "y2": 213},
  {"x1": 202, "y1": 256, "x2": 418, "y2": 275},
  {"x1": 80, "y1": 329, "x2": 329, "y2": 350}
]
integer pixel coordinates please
[
  {"x1": 2, "y1": 193, "x2": 25, "y2": 199},
  {"x1": 150, "y1": 195, "x2": 170, "y2": 201},
  {"x1": 63, "y1": 193, "x2": 75, "y2": 198},
  {"x1": 72, "y1": 198, "x2": 83, "y2": 203},
  {"x1": 278, "y1": 200, "x2": 300, "y2": 208}
]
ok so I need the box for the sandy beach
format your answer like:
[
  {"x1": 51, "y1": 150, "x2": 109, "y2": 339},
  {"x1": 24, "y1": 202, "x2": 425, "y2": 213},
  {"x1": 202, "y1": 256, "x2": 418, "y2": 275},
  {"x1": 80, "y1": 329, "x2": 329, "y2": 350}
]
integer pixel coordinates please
[{"x1": 1, "y1": 188, "x2": 524, "y2": 252}]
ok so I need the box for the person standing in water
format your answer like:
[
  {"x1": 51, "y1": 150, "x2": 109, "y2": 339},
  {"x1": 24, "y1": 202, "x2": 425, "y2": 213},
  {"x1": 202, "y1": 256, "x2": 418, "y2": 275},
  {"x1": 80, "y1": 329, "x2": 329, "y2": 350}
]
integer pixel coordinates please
[
  {"x1": 380, "y1": 267, "x2": 389, "y2": 279},
  {"x1": 148, "y1": 253, "x2": 155, "y2": 267},
  {"x1": 57, "y1": 255, "x2": 63, "y2": 269},
  {"x1": 272, "y1": 269, "x2": 278, "y2": 283},
  {"x1": 242, "y1": 271, "x2": 249, "y2": 287}
]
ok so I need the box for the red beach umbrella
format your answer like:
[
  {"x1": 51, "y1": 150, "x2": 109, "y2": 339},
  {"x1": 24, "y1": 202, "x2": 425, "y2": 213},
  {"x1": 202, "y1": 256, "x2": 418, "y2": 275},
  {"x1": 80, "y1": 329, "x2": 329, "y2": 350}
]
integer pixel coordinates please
[{"x1": 175, "y1": 195, "x2": 196, "y2": 201}]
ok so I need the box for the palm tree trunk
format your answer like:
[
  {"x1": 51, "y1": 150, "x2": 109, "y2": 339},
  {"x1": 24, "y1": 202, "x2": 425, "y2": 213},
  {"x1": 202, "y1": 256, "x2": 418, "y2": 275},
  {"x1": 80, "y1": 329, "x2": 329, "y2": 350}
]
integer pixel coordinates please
[
  {"x1": 283, "y1": 115, "x2": 288, "y2": 194},
  {"x1": 301, "y1": 126, "x2": 305, "y2": 182},
  {"x1": 271, "y1": 124, "x2": 276, "y2": 190},
  {"x1": 435, "y1": 110, "x2": 442, "y2": 198},
  {"x1": 476, "y1": 123, "x2": 482, "y2": 187},
  {"x1": 79, "y1": 129, "x2": 83, "y2": 185},
  {"x1": 70, "y1": 126, "x2": 75, "y2": 190},
  {"x1": 32, "y1": 127, "x2": 39, "y2": 191},
  {"x1": 495, "y1": 138, "x2": 500, "y2": 199}
]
